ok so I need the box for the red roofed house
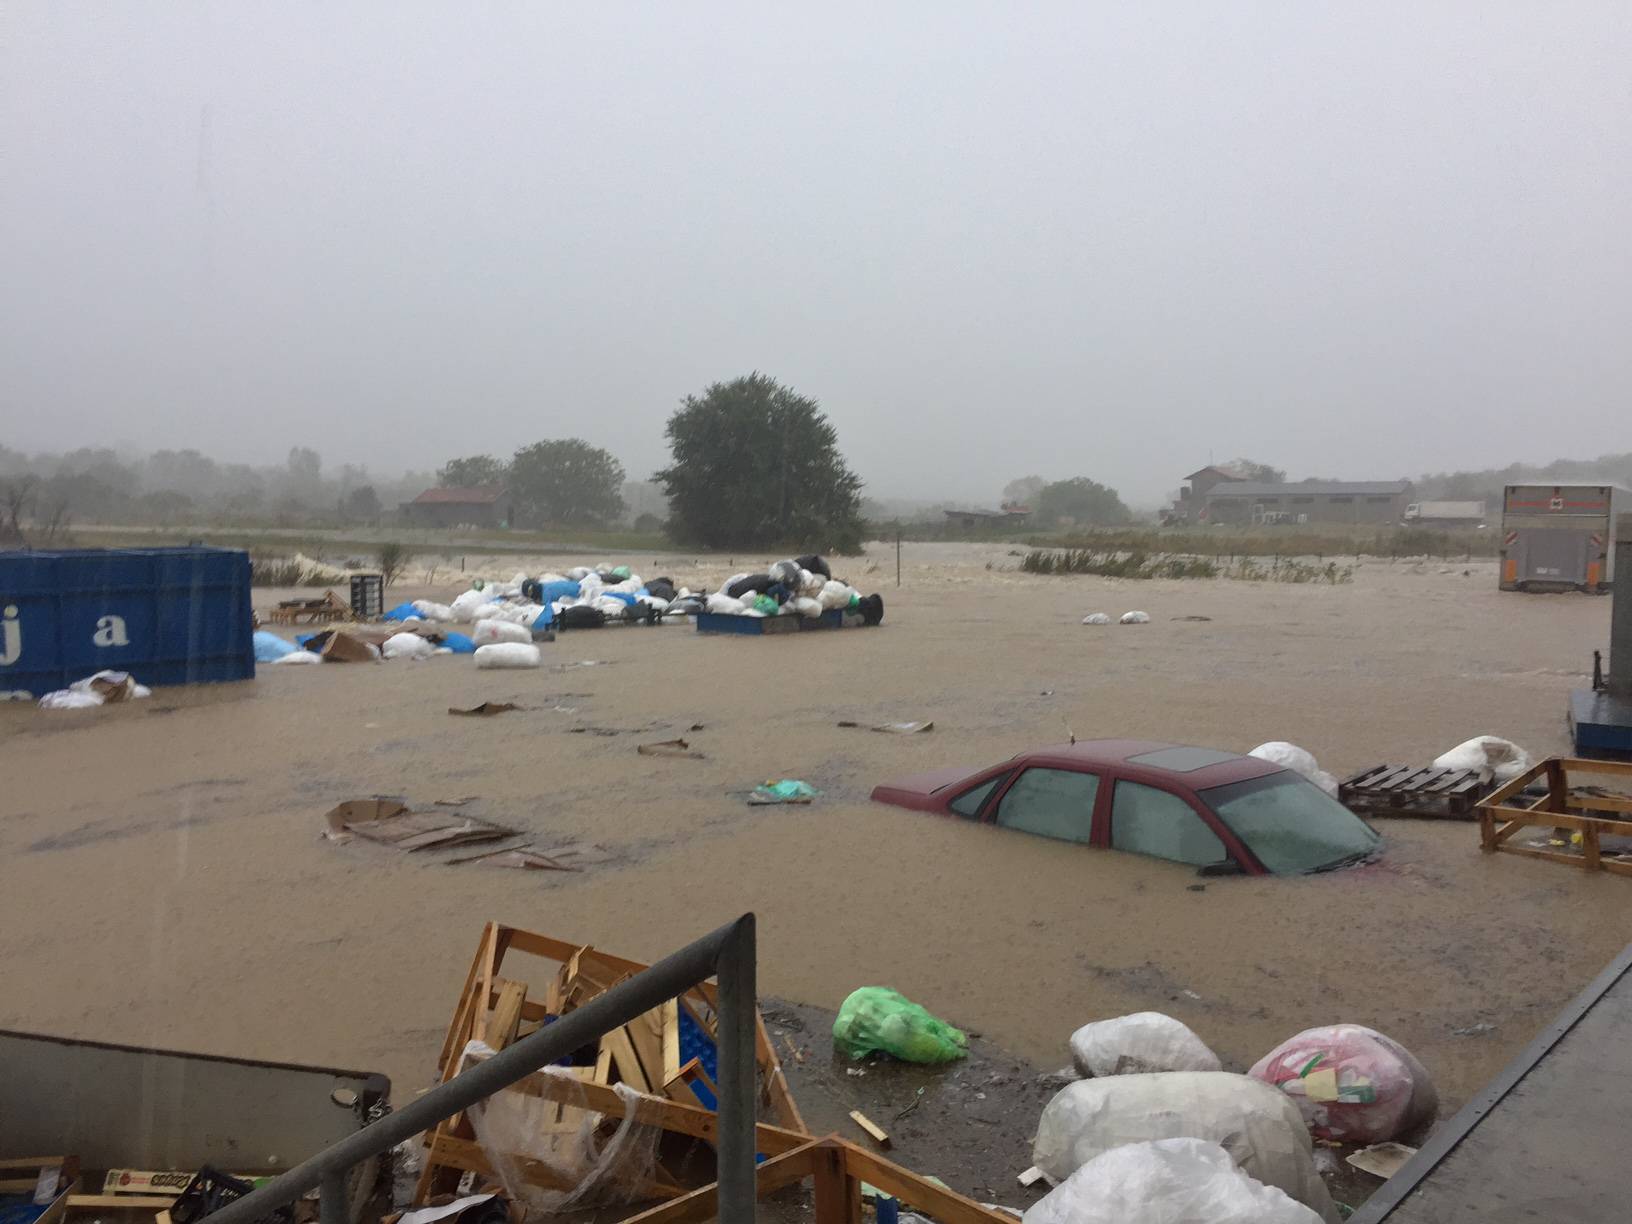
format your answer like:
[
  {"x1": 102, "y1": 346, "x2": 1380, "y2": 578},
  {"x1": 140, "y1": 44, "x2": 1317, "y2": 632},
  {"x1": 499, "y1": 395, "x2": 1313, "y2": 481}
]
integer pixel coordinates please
[{"x1": 401, "y1": 485, "x2": 512, "y2": 529}]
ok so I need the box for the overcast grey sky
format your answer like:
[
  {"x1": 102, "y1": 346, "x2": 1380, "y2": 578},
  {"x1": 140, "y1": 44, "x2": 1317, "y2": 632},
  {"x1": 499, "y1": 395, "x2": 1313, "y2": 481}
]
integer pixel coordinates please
[{"x1": 3, "y1": 3, "x2": 1628, "y2": 505}]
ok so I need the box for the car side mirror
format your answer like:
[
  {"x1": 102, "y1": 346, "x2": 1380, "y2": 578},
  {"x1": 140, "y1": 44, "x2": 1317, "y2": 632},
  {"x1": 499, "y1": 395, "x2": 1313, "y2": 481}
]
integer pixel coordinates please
[{"x1": 1197, "y1": 857, "x2": 1246, "y2": 877}]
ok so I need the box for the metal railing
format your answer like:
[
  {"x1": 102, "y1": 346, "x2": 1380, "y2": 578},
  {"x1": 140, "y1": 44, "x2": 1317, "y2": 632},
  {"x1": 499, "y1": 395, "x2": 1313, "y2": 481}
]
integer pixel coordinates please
[{"x1": 205, "y1": 915, "x2": 758, "y2": 1224}]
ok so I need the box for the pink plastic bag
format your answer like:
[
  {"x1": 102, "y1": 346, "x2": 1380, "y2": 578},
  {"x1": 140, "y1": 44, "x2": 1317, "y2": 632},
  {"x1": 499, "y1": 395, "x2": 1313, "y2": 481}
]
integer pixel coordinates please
[{"x1": 1248, "y1": 1025, "x2": 1437, "y2": 1144}]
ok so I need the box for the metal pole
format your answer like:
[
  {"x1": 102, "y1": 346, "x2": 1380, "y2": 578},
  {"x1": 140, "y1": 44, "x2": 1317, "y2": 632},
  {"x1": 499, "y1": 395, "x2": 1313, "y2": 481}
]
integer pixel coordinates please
[
  {"x1": 204, "y1": 918, "x2": 753, "y2": 1224},
  {"x1": 319, "y1": 1172, "x2": 347, "y2": 1224},
  {"x1": 714, "y1": 914, "x2": 758, "y2": 1224},
  {"x1": 895, "y1": 529, "x2": 901, "y2": 588},
  {"x1": 1610, "y1": 514, "x2": 1632, "y2": 696}
]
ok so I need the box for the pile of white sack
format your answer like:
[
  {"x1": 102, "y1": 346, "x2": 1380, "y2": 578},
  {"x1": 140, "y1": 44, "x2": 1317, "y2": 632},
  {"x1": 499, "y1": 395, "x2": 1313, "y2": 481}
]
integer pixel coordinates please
[
  {"x1": 403, "y1": 565, "x2": 692, "y2": 630},
  {"x1": 1249, "y1": 742, "x2": 1340, "y2": 797},
  {"x1": 1020, "y1": 1008, "x2": 1440, "y2": 1223},
  {"x1": 705, "y1": 555, "x2": 881, "y2": 624},
  {"x1": 38, "y1": 669, "x2": 152, "y2": 710}
]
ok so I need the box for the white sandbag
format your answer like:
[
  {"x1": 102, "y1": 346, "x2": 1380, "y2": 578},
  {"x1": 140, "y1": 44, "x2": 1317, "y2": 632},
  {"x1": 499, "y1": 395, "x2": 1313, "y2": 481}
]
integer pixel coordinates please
[
  {"x1": 1033, "y1": 1073, "x2": 1337, "y2": 1222},
  {"x1": 538, "y1": 572, "x2": 567, "y2": 585},
  {"x1": 639, "y1": 595, "x2": 671, "y2": 613},
  {"x1": 411, "y1": 599, "x2": 456, "y2": 623},
  {"x1": 706, "y1": 592, "x2": 746, "y2": 615},
  {"x1": 382, "y1": 632, "x2": 437, "y2": 660},
  {"x1": 450, "y1": 588, "x2": 499, "y2": 620},
  {"x1": 474, "y1": 642, "x2": 542, "y2": 670},
  {"x1": 473, "y1": 620, "x2": 533, "y2": 646},
  {"x1": 1024, "y1": 1138, "x2": 1323, "y2": 1224},
  {"x1": 1081, "y1": 613, "x2": 1112, "y2": 625},
  {"x1": 1120, "y1": 610, "x2": 1151, "y2": 624},
  {"x1": 1433, "y1": 735, "x2": 1532, "y2": 784},
  {"x1": 271, "y1": 649, "x2": 323, "y2": 665},
  {"x1": 1250, "y1": 742, "x2": 1339, "y2": 797},
  {"x1": 39, "y1": 689, "x2": 105, "y2": 710},
  {"x1": 67, "y1": 670, "x2": 150, "y2": 700},
  {"x1": 792, "y1": 596, "x2": 824, "y2": 618},
  {"x1": 799, "y1": 568, "x2": 824, "y2": 597},
  {"x1": 566, "y1": 566, "x2": 594, "y2": 581},
  {"x1": 1070, "y1": 1012, "x2": 1222, "y2": 1077},
  {"x1": 476, "y1": 602, "x2": 546, "y2": 626}
]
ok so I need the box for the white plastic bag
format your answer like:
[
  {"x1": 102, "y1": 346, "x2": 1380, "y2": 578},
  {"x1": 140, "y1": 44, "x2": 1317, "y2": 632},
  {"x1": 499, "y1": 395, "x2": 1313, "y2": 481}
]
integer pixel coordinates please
[
  {"x1": 706, "y1": 592, "x2": 746, "y2": 615},
  {"x1": 1249, "y1": 742, "x2": 1339, "y2": 797},
  {"x1": 1249, "y1": 1024, "x2": 1437, "y2": 1144},
  {"x1": 818, "y1": 579, "x2": 857, "y2": 610},
  {"x1": 1081, "y1": 613, "x2": 1111, "y2": 625},
  {"x1": 1070, "y1": 1012, "x2": 1222, "y2": 1077},
  {"x1": 1024, "y1": 1139, "x2": 1324, "y2": 1224},
  {"x1": 473, "y1": 620, "x2": 533, "y2": 646},
  {"x1": 474, "y1": 642, "x2": 542, "y2": 670},
  {"x1": 450, "y1": 588, "x2": 499, "y2": 620},
  {"x1": 1120, "y1": 610, "x2": 1151, "y2": 624},
  {"x1": 1033, "y1": 1073, "x2": 1337, "y2": 1222},
  {"x1": 39, "y1": 689, "x2": 105, "y2": 710},
  {"x1": 1433, "y1": 735, "x2": 1531, "y2": 784},
  {"x1": 272, "y1": 649, "x2": 323, "y2": 665},
  {"x1": 382, "y1": 632, "x2": 437, "y2": 660},
  {"x1": 411, "y1": 599, "x2": 456, "y2": 623},
  {"x1": 791, "y1": 597, "x2": 824, "y2": 618}
]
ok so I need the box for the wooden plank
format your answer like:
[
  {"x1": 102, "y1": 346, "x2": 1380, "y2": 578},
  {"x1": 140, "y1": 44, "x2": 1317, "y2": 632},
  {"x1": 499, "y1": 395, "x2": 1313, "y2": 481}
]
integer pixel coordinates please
[
  {"x1": 836, "y1": 1141, "x2": 1016, "y2": 1224},
  {"x1": 502, "y1": 928, "x2": 722, "y2": 1008},
  {"x1": 1582, "y1": 821, "x2": 1602, "y2": 870},
  {"x1": 618, "y1": 1140, "x2": 822, "y2": 1224},
  {"x1": 1562, "y1": 756, "x2": 1632, "y2": 777},
  {"x1": 1484, "y1": 806, "x2": 1632, "y2": 837},
  {"x1": 593, "y1": 1040, "x2": 613, "y2": 1084},
  {"x1": 426, "y1": 1131, "x2": 684, "y2": 1200},
  {"x1": 1483, "y1": 762, "x2": 1548, "y2": 808},
  {"x1": 437, "y1": 923, "x2": 496, "y2": 1073},
  {"x1": 1491, "y1": 817, "x2": 1526, "y2": 847},
  {"x1": 1569, "y1": 791, "x2": 1632, "y2": 814},
  {"x1": 509, "y1": 1065, "x2": 811, "y2": 1155},
  {"x1": 66, "y1": 1198, "x2": 176, "y2": 1211},
  {"x1": 627, "y1": 1006, "x2": 667, "y2": 1089},
  {"x1": 661, "y1": 998, "x2": 681, "y2": 1084},
  {"x1": 601, "y1": 1025, "x2": 652, "y2": 1093},
  {"x1": 812, "y1": 1143, "x2": 861, "y2": 1224},
  {"x1": 848, "y1": 1110, "x2": 890, "y2": 1148},
  {"x1": 1344, "y1": 764, "x2": 1394, "y2": 789},
  {"x1": 1547, "y1": 759, "x2": 1569, "y2": 813},
  {"x1": 756, "y1": 1007, "x2": 808, "y2": 1133},
  {"x1": 1380, "y1": 766, "x2": 1434, "y2": 792},
  {"x1": 485, "y1": 979, "x2": 527, "y2": 1049},
  {"x1": 1494, "y1": 843, "x2": 1594, "y2": 870},
  {"x1": 662, "y1": 1057, "x2": 718, "y2": 1110}
]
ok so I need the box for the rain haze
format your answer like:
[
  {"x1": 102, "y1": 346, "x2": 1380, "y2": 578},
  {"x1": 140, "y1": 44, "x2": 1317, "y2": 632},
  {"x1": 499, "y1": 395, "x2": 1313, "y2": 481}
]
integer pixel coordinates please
[{"x1": 3, "y1": 2, "x2": 1629, "y2": 505}]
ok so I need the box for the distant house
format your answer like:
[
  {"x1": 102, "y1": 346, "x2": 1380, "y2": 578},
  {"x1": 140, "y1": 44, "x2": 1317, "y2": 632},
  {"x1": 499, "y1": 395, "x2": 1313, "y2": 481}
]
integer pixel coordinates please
[
  {"x1": 1202, "y1": 480, "x2": 1414, "y2": 526},
  {"x1": 401, "y1": 485, "x2": 512, "y2": 529},
  {"x1": 944, "y1": 506, "x2": 1032, "y2": 530}
]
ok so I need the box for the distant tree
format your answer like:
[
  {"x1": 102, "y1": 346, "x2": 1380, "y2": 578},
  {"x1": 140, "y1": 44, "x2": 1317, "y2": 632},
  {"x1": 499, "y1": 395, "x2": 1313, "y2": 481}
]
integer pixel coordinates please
[
  {"x1": 1036, "y1": 477, "x2": 1131, "y2": 526},
  {"x1": 342, "y1": 485, "x2": 381, "y2": 521},
  {"x1": 376, "y1": 542, "x2": 412, "y2": 586},
  {"x1": 656, "y1": 373, "x2": 864, "y2": 551},
  {"x1": 633, "y1": 511, "x2": 664, "y2": 535},
  {"x1": 437, "y1": 455, "x2": 508, "y2": 487},
  {"x1": 0, "y1": 475, "x2": 38, "y2": 544},
  {"x1": 138, "y1": 489, "x2": 194, "y2": 523},
  {"x1": 1002, "y1": 475, "x2": 1046, "y2": 508},
  {"x1": 287, "y1": 447, "x2": 323, "y2": 484},
  {"x1": 508, "y1": 439, "x2": 625, "y2": 525},
  {"x1": 1227, "y1": 458, "x2": 1286, "y2": 484}
]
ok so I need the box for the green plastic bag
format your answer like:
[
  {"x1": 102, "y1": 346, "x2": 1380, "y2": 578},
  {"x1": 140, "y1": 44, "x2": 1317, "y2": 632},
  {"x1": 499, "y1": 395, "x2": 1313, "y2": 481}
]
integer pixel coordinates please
[
  {"x1": 833, "y1": 987, "x2": 968, "y2": 1064},
  {"x1": 610, "y1": 565, "x2": 632, "y2": 580},
  {"x1": 751, "y1": 594, "x2": 780, "y2": 615}
]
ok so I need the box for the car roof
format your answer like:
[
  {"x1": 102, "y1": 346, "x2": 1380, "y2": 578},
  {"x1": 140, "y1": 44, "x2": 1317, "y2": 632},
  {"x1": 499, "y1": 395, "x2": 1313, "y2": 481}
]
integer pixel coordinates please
[{"x1": 1015, "y1": 738, "x2": 1284, "y2": 789}]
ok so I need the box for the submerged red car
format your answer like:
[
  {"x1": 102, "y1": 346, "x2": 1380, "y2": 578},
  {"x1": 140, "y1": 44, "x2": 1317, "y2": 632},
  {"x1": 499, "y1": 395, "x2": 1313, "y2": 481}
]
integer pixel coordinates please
[{"x1": 871, "y1": 739, "x2": 1381, "y2": 876}]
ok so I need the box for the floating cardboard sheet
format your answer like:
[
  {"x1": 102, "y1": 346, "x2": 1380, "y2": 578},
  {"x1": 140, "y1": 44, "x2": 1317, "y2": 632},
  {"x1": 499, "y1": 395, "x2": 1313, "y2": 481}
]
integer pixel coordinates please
[
  {"x1": 324, "y1": 799, "x2": 516, "y2": 851},
  {"x1": 442, "y1": 846, "x2": 579, "y2": 871},
  {"x1": 838, "y1": 720, "x2": 935, "y2": 734},
  {"x1": 1346, "y1": 1141, "x2": 1417, "y2": 1179},
  {"x1": 637, "y1": 738, "x2": 705, "y2": 759},
  {"x1": 448, "y1": 703, "x2": 520, "y2": 717}
]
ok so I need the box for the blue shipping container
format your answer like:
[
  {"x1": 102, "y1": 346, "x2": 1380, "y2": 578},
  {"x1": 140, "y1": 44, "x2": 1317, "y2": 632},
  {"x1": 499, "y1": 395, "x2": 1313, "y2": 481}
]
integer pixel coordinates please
[{"x1": 0, "y1": 546, "x2": 255, "y2": 699}]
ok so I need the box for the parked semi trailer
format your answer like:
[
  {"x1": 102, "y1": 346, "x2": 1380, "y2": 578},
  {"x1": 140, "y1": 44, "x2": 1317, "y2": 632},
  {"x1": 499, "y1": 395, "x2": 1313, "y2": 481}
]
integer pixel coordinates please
[{"x1": 1500, "y1": 485, "x2": 1626, "y2": 593}]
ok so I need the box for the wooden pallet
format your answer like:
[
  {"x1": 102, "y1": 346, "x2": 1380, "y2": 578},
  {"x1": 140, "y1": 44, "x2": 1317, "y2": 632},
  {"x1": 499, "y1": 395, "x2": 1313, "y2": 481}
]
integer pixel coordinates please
[
  {"x1": 267, "y1": 590, "x2": 352, "y2": 625},
  {"x1": 412, "y1": 922, "x2": 808, "y2": 1206},
  {"x1": 1339, "y1": 763, "x2": 1486, "y2": 820},
  {"x1": 1478, "y1": 757, "x2": 1632, "y2": 876}
]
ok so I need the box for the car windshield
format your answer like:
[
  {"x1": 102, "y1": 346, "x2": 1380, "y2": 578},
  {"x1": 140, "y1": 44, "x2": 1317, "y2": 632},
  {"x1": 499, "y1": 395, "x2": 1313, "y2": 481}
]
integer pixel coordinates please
[{"x1": 1202, "y1": 773, "x2": 1381, "y2": 873}]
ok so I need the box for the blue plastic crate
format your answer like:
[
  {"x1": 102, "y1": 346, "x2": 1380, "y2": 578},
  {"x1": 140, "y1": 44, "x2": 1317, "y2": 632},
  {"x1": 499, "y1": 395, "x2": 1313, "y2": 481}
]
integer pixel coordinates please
[
  {"x1": 695, "y1": 609, "x2": 848, "y2": 635},
  {"x1": 0, "y1": 546, "x2": 255, "y2": 699}
]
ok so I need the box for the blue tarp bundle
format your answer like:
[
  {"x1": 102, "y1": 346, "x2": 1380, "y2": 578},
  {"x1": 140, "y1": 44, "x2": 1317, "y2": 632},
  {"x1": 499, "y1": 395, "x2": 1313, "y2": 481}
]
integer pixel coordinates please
[
  {"x1": 253, "y1": 630, "x2": 296, "y2": 662},
  {"x1": 382, "y1": 602, "x2": 421, "y2": 621}
]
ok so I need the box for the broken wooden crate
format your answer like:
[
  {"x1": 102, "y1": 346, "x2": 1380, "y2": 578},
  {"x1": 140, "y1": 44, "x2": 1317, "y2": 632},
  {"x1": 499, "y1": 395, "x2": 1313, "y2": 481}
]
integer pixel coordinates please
[
  {"x1": 1339, "y1": 763, "x2": 1486, "y2": 820},
  {"x1": 412, "y1": 923, "x2": 808, "y2": 1206},
  {"x1": 1478, "y1": 756, "x2": 1632, "y2": 876},
  {"x1": 267, "y1": 590, "x2": 352, "y2": 626}
]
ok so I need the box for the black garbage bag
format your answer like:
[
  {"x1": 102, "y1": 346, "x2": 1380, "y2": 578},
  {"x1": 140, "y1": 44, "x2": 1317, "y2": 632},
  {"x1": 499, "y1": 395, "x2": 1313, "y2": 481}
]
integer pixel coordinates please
[
  {"x1": 520, "y1": 578, "x2": 544, "y2": 602},
  {"x1": 795, "y1": 554, "x2": 832, "y2": 580},
  {"x1": 858, "y1": 593, "x2": 884, "y2": 625},
  {"x1": 646, "y1": 578, "x2": 678, "y2": 602},
  {"x1": 558, "y1": 605, "x2": 607, "y2": 630},
  {"x1": 727, "y1": 573, "x2": 774, "y2": 599}
]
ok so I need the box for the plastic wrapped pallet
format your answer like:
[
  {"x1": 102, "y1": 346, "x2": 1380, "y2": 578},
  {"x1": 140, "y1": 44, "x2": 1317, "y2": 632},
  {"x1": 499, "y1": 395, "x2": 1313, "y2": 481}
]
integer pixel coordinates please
[
  {"x1": 1033, "y1": 1072, "x2": 1338, "y2": 1222},
  {"x1": 473, "y1": 620, "x2": 533, "y2": 647},
  {"x1": 474, "y1": 642, "x2": 542, "y2": 670},
  {"x1": 1070, "y1": 1012, "x2": 1222, "y2": 1077},
  {"x1": 1024, "y1": 1138, "x2": 1324, "y2": 1224},
  {"x1": 1432, "y1": 735, "x2": 1531, "y2": 784}
]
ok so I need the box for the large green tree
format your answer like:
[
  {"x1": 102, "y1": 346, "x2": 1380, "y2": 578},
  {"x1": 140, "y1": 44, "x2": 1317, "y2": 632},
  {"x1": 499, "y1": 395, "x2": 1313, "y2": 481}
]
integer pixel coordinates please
[
  {"x1": 656, "y1": 373, "x2": 865, "y2": 551},
  {"x1": 437, "y1": 454, "x2": 508, "y2": 487},
  {"x1": 509, "y1": 438, "x2": 625, "y2": 525},
  {"x1": 1036, "y1": 477, "x2": 1131, "y2": 526}
]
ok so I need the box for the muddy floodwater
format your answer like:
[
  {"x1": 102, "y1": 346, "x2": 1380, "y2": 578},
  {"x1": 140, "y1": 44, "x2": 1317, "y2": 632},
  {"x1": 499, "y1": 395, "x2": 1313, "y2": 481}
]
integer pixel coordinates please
[{"x1": 3, "y1": 543, "x2": 1629, "y2": 1137}]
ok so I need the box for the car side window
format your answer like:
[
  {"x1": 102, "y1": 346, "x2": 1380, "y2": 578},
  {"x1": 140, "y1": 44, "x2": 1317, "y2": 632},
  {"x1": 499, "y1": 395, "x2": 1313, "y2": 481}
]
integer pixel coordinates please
[
  {"x1": 994, "y1": 768, "x2": 1099, "y2": 844},
  {"x1": 1111, "y1": 780, "x2": 1228, "y2": 866},
  {"x1": 948, "y1": 773, "x2": 1007, "y2": 819}
]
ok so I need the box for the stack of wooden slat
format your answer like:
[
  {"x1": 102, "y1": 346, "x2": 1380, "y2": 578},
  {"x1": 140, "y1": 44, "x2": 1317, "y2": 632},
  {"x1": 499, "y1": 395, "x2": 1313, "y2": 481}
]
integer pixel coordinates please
[{"x1": 412, "y1": 924, "x2": 806, "y2": 1207}]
